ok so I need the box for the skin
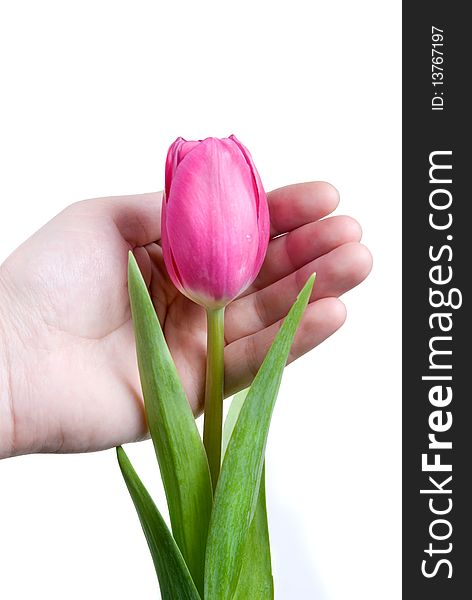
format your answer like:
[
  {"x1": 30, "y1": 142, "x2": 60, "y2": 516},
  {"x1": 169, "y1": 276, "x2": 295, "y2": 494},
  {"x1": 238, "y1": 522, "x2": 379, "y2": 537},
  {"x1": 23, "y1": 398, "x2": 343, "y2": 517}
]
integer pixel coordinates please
[{"x1": 0, "y1": 182, "x2": 372, "y2": 458}]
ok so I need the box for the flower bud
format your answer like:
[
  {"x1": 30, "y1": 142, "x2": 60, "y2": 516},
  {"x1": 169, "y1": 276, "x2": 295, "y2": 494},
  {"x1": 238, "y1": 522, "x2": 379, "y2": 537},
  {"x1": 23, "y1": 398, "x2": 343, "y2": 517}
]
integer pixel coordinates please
[{"x1": 161, "y1": 135, "x2": 270, "y2": 308}]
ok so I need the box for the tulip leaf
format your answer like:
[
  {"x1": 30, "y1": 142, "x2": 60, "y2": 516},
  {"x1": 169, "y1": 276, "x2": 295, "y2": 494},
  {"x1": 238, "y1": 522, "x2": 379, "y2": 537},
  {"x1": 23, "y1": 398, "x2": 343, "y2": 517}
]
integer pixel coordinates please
[
  {"x1": 221, "y1": 388, "x2": 247, "y2": 458},
  {"x1": 116, "y1": 447, "x2": 201, "y2": 600},
  {"x1": 205, "y1": 275, "x2": 315, "y2": 599},
  {"x1": 127, "y1": 252, "x2": 212, "y2": 595},
  {"x1": 223, "y1": 390, "x2": 274, "y2": 599},
  {"x1": 233, "y1": 464, "x2": 273, "y2": 599}
]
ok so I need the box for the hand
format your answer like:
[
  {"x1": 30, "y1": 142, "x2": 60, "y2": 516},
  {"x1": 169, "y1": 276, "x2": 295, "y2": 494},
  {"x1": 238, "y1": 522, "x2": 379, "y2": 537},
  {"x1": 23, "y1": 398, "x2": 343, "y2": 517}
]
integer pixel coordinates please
[{"x1": 0, "y1": 183, "x2": 372, "y2": 457}]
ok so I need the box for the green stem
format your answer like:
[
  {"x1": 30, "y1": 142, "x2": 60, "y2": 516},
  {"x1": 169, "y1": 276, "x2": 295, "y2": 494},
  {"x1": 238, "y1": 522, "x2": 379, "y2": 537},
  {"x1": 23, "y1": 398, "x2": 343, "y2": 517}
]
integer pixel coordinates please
[{"x1": 203, "y1": 307, "x2": 225, "y2": 492}]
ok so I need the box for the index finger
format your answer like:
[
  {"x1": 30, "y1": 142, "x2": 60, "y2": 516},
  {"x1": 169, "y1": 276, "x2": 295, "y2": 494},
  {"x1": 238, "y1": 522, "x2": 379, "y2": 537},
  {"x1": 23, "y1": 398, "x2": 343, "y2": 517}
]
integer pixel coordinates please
[
  {"x1": 267, "y1": 182, "x2": 340, "y2": 237},
  {"x1": 100, "y1": 191, "x2": 162, "y2": 246}
]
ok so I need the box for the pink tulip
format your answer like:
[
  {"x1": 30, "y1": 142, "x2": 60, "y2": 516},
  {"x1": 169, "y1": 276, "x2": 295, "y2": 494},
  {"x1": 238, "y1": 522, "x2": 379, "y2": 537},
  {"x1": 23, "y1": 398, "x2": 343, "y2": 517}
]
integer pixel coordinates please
[{"x1": 161, "y1": 135, "x2": 270, "y2": 309}]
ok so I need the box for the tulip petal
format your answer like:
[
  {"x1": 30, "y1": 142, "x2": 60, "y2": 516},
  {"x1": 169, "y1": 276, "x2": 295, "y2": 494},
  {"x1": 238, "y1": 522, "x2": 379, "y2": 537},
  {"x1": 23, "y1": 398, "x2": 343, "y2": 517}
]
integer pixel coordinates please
[
  {"x1": 161, "y1": 195, "x2": 186, "y2": 294},
  {"x1": 165, "y1": 137, "x2": 200, "y2": 198},
  {"x1": 229, "y1": 135, "x2": 270, "y2": 277},
  {"x1": 165, "y1": 138, "x2": 183, "y2": 198}
]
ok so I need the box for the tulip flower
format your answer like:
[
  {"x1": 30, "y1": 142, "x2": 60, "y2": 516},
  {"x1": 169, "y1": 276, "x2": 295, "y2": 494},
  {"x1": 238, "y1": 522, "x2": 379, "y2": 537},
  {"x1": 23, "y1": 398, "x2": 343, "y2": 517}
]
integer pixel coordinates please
[
  {"x1": 122, "y1": 135, "x2": 317, "y2": 598},
  {"x1": 161, "y1": 135, "x2": 270, "y2": 488},
  {"x1": 161, "y1": 135, "x2": 270, "y2": 309}
]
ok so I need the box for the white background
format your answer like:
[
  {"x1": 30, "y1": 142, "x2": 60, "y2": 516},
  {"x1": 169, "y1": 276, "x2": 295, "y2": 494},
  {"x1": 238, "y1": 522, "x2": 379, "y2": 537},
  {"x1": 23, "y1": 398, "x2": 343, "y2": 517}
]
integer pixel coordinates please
[{"x1": 0, "y1": 1, "x2": 401, "y2": 599}]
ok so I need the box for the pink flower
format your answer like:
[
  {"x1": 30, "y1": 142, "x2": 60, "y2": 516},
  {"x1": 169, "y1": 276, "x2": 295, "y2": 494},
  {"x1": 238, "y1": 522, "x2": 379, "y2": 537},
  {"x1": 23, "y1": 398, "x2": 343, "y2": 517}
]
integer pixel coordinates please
[{"x1": 161, "y1": 136, "x2": 270, "y2": 309}]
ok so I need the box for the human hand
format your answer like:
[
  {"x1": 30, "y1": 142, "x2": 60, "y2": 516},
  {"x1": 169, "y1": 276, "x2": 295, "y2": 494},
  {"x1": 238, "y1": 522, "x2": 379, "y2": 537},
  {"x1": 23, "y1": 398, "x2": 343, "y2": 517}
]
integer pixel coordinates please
[{"x1": 0, "y1": 183, "x2": 372, "y2": 458}]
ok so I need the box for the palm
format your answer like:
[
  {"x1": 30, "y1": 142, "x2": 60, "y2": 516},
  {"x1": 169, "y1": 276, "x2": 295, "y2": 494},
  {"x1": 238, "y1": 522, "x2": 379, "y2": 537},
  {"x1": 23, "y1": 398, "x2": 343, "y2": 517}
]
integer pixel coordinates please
[{"x1": 1, "y1": 184, "x2": 371, "y2": 455}]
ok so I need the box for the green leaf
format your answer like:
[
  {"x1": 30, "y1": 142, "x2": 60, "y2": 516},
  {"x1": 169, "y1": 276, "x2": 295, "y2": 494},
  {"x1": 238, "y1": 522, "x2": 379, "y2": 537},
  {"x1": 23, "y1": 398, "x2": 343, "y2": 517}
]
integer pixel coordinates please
[
  {"x1": 127, "y1": 252, "x2": 212, "y2": 595},
  {"x1": 233, "y1": 464, "x2": 273, "y2": 600},
  {"x1": 205, "y1": 275, "x2": 315, "y2": 599},
  {"x1": 221, "y1": 389, "x2": 248, "y2": 458},
  {"x1": 223, "y1": 390, "x2": 274, "y2": 600},
  {"x1": 116, "y1": 447, "x2": 201, "y2": 600}
]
